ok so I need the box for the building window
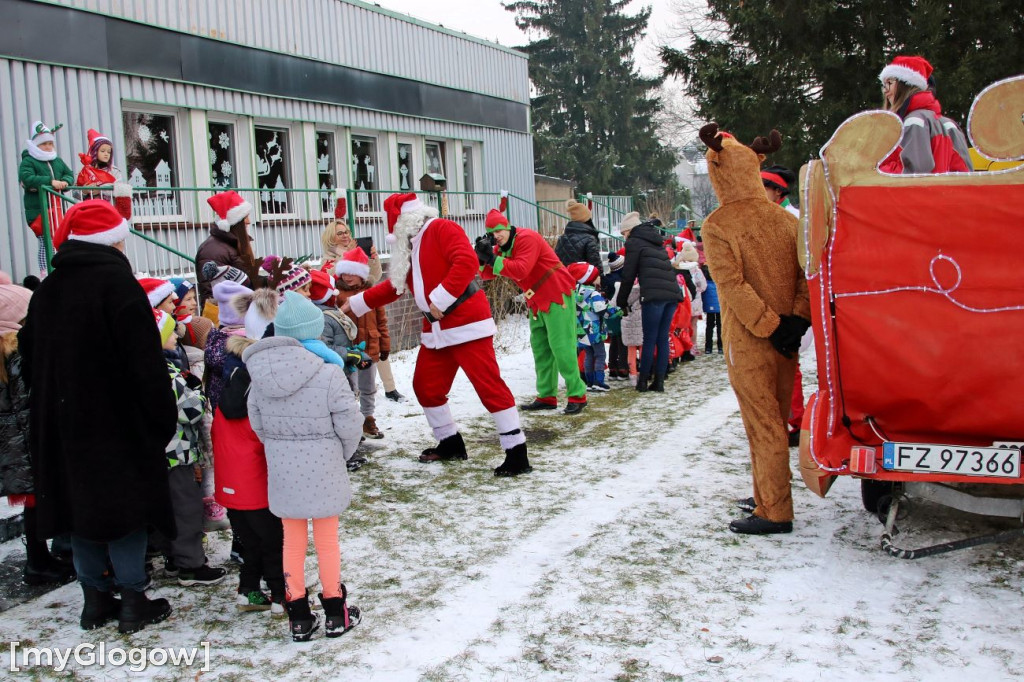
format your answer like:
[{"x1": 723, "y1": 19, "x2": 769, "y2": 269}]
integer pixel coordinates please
[
  {"x1": 462, "y1": 144, "x2": 475, "y2": 193},
  {"x1": 209, "y1": 122, "x2": 235, "y2": 189},
  {"x1": 397, "y1": 142, "x2": 413, "y2": 191},
  {"x1": 425, "y1": 140, "x2": 445, "y2": 177},
  {"x1": 317, "y1": 131, "x2": 336, "y2": 213},
  {"x1": 352, "y1": 136, "x2": 378, "y2": 211},
  {"x1": 255, "y1": 126, "x2": 291, "y2": 214},
  {"x1": 123, "y1": 111, "x2": 180, "y2": 216}
]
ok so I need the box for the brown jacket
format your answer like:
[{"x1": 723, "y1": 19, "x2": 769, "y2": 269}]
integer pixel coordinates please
[{"x1": 334, "y1": 284, "x2": 390, "y2": 361}]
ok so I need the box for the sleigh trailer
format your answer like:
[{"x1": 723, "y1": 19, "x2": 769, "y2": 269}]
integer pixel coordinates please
[{"x1": 796, "y1": 75, "x2": 1024, "y2": 558}]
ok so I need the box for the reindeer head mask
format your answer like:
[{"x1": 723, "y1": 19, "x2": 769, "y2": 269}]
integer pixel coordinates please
[{"x1": 700, "y1": 123, "x2": 782, "y2": 206}]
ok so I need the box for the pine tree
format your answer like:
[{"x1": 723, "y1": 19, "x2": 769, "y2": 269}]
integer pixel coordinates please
[
  {"x1": 661, "y1": 0, "x2": 1024, "y2": 171},
  {"x1": 504, "y1": 0, "x2": 677, "y2": 195}
]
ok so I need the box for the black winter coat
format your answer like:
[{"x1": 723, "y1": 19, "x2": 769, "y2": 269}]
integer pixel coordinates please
[
  {"x1": 18, "y1": 241, "x2": 178, "y2": 542},
  {"x1": 555, "y1": 221, "x2": 603, "y2": 273},
  {"x1": 0, "y1": 335, "x2": 32, "y2": 497},
  {"x1": 616, "y1": 223, "x2": 684, "y2": 308}
]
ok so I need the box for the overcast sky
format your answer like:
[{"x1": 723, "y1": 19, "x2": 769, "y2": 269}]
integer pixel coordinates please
[{"x1": 372, "y1": 0, "x2": 684, "y2": 76}]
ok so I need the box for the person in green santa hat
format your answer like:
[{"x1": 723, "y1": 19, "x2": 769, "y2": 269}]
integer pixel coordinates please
[
  {"x1": 475, "y1": 195, "x2": 588, "y2": 415},
  {"x1": 19, "y1": 121, "x2": 74, "y2": 276}
]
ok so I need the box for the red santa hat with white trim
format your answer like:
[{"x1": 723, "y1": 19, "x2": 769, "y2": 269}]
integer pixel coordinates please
[
  {"x1": 567, "y1": 262, "x2": 599, "y2": 286},
  {"x1": 207, "y1": 190, "x2": 252, "y2": 231},
  {"x1": 138, "y1": 277, "x2": 176, "y2": 308},
  {"x1": 382, "y1": 192, "x2": 425, "y2": 244},
  {"x1": 334, "y1": 189, "x2": 347, "y2": 221},
  {"x1": 878, "y1": 55, "x2": 933, "y2": 91},
  {"x1": 334, "y1": 247, "x2": 370, "y2": 281},
  {"x1": 308, "y1": 268, "x2": 338, "y2": 305},
  {"x1": 51, "y1": 199, "x2": 130, "y2": 250}
]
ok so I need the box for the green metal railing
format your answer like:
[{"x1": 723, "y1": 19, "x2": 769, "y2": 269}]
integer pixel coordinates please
[{"x1": 38, "y1": 185, "x2": 607, "y2": 276}]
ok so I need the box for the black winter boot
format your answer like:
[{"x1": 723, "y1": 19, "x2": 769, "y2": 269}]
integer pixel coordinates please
[
  {"x1": 285, "y1": 593, "x2": 320, "y2": 642},
  {"x1": 80, "y1": 586, "x2": 120, "y2": 630},
  {"x1": 319, "y1": 585, "x2": 360, "y2": 638},
  {"x1": 418, "y1": 432, "x2": 468, "y2": 462},
  {"x1": 494, "y1": 442, "x2": 532, "y2": 477},
  {"x1": 650, "y1": 374, "x2": 665, "y2": 392},
  {"x1": 117, "y1": 588, "x2": 171, "y2": 634},
  {"x1": 636, "y1": 373, "x2": 650, "y2": 392}
]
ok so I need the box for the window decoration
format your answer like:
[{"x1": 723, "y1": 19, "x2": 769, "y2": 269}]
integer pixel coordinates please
[
  {"x1": 317, "y1": 131, "x2": 336, "y2": 213},
  {"x1": 397, "y1": 142, "x2": 413, "y2": 191},
  {"x1": 209, "y1": 122, "x2": 235, "y2": 189},
  {"x1": 123, "y1": 111, "x2": 179, "y2": 215},
  {"x1": 352, "y1": 136, "x2": 378, "y2": 211},
  {"x1": 255, "y1": 126, "x2": 291, "y2": 214}
]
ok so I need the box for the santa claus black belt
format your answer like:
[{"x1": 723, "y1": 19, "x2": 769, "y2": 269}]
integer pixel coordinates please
[{"x1": 424, "y1": 280, "x2": 481, "y2": 323}]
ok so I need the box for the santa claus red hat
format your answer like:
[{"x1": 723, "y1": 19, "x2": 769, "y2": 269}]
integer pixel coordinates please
[
  {"x1": 568, "y1": 262, "x2": 599, "y2": 285},
  {"x1": 334, "y1": 247, "x2": 370, "y2": 280},
  {"x1": 383, "y1": 192, "x2": 425, "y2": 241},
  {"x1": 207, "y1": 190, "x2": 252, "y2": 231},
  {"x1": 51, "y1": 199, "x2": 130, "y2": 250},
  {"x1": 878, "y1": 55, "x2": 933, "y2": 91},
  {"x1": 485, "y1": 209, "x2": 510, "y2": 233},
  {"x1": 308, "y1": 268, "x2": 338, "y2": 305},
  {"x1": 138, "y1": 277, "x2": 176, "y2": 308}
]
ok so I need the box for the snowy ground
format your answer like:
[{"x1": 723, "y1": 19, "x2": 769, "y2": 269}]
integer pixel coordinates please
[{"x1": 1, "y1": 317, "x2": 1022, "y2": 680}]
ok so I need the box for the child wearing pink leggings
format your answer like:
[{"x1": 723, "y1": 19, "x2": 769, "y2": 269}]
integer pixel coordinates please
[{"x1": 243, "y1": 292, "x2": 363, "y2": 641}]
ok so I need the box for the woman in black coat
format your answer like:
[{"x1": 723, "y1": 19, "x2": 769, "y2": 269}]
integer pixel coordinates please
[
  {"x1": 19, "y1": 201, "x2": 178, "y2": 630},
  {"x1": 615, "y1": 213, "x2": 683, "y2": 392}
]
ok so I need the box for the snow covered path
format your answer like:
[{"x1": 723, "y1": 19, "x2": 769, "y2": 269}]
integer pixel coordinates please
[{"x1": 1, "y1": 321, "x2": 1022, "y2": 680}]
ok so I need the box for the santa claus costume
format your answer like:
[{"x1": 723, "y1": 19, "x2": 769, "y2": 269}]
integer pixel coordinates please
[
  {"x1": 346, "y1": 193, "x2": 530, "y2": 476},
  {"x1": 478, "y1": 201, "x2": 587, "y2": 413}
]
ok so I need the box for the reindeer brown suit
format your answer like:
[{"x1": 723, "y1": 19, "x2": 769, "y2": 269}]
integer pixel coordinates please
[{"x1": 700, "y1": 124, "x2": 811, "y2": 532}]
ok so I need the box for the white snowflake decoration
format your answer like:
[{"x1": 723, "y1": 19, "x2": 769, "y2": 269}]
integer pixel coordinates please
[
  {"x1": 219, "y1": 132, "x2": 230, "y2": 150},
  {"x1": 208, "y1": 149, "x2": 217, "y2": 166},
  {"x1": 220, "y1": 160, "x2": 233, "y2": 178},
  {"x1": 137, "y1": 125, "x2": 152, "y2": 145}
]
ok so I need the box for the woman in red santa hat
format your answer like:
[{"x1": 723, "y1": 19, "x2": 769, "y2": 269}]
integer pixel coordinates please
[
  {"x1": 196, "y1": 191, "x2": 255, "y2": 304},
  {"x1": 341, "y1": 193, "x2": 531, "y2": 476},
  {"x1": 878, "y1": 55, "x2": 972, "y2": 174}
]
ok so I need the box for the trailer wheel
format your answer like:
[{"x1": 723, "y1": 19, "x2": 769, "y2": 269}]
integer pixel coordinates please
[{"x1": 861, "y1": 479, "x2": 894, "y2": 514}]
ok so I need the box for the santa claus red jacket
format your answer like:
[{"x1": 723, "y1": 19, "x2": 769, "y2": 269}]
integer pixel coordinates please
[{"x1": 349, "y1": 218, "x2": 495, "y2": 349}]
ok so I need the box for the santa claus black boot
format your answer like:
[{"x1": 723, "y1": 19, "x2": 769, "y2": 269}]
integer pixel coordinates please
[
  {"x1": 418, "y1": 432, "x2": 468, "y2": 462},
  {"x1": 494, "y1": 443, "x2": 532, "y2": 477}
]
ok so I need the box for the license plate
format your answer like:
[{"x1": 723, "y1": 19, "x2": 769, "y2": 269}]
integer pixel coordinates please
[{"x1": 882, "y1": 442, "x2": 1021, "y2": 478}]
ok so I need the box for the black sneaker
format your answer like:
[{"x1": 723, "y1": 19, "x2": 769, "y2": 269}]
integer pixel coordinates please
[
  {"x1": 384, "y1": 389, "x2": 406, "y2": 402},
  {"x1": 177, "y1": 564, "x2": 227, "y2": 586},
  {"x1": 520, "y1": 398, "x2": 557, "y2": 411},
  {"x1": 347, "y1": 455, "x2": 368, "y2": 472},
  {"x1": 563, "y1": 401, "x2": 586, "y2": 415},
  {"x1": 729, "y1": 515, "x2": 793, "y2": 535},
  {"x1": 735, "y1": 497, "x2": 756, "y2": 513}
]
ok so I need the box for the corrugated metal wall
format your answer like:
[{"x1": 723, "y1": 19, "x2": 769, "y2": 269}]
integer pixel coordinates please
[
  {"x1": 45, "y1": 0, "x2": 530, "y2": 104},
  {"x1": 1, "y1": 58, "x2": 536, "y2": 279}
]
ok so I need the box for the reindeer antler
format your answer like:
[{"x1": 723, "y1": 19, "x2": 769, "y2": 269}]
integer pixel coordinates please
[
  {"x1": 749, "y1": 130, "x2": 782, "y2": 155},
  {"x1": 699, "y1": 123, "x2": 724, "y2": 152}
]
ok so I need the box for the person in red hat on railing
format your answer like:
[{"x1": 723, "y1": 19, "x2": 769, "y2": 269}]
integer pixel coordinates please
[
  {"x1": 340, "y1": 193, "x2": 531, "y2": 476},
  {"x1": 476, "y1": 195, "x2": 588, "y2": 414}
]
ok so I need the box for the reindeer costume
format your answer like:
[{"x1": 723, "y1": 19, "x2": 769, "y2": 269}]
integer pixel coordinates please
[{"x1": 699, "y1": 125, "x2": 811, "y2": 534}]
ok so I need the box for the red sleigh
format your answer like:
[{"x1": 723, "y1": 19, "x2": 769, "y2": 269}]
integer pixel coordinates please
[{"x1": 797, "y1": 75, "x2": 1024, "y2": 557}]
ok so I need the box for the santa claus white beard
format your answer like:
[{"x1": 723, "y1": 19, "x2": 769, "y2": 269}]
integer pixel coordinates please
[{"x1": 389, "y1": 206, "x2": 439, "y2": 295}]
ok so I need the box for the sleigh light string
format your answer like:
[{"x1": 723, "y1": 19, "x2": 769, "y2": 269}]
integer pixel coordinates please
[{"x1": 835, "y1": 253, "x2": 1024, "y2": 313}]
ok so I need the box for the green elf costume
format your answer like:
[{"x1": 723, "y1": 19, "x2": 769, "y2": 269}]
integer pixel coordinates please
[
  {"x1": 19, "y1": 121, "x2": 73, "y2": 274},
  {"x1": 476, "y1": 199, "x2": 588, "y2": 415}
]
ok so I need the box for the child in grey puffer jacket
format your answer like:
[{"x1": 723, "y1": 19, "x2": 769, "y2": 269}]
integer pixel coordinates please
[{"x1": 242, "y1": 291, "x2": 362, "y2": 642}]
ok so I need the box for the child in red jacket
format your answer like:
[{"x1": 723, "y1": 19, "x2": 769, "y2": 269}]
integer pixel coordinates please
[{"x1": 211, "y1": 332, "x2": 285, "y2": 617}]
